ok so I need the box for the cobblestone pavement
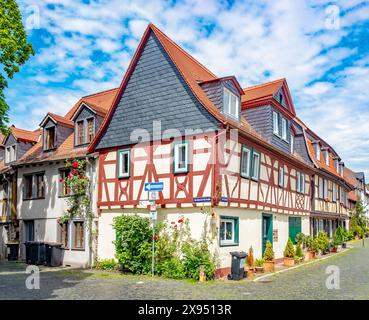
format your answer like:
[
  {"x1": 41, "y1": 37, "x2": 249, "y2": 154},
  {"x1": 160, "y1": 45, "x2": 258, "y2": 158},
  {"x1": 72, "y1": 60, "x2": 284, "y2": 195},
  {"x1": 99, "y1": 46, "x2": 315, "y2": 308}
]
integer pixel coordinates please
[{"x1": 1, "y1": 240, "x2": 368, "y2": 300}]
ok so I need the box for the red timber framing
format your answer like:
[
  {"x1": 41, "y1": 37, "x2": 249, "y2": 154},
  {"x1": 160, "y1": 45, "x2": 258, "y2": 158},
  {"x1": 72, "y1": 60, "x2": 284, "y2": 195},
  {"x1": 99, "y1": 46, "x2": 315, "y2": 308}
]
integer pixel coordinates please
[
  {"x1": 97, "y1": 133, "x2": 218, "y2": 210},
  {"x1": 218, "y1": 131, "x2": 313, "y2": 215}
]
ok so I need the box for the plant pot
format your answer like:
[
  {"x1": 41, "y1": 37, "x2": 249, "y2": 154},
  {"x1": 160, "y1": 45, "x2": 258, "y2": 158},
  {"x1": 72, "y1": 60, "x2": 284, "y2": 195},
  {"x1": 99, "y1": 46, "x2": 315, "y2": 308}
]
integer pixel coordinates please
[
  {"x1": 263, "y1": 260, "x2": 275, "y2": 272},
  {"x1": 246, "y1": 268, "x2": 255, "y2": 278},
  {"x1": 304, "y1": 251, "x2": 310, "y2": 261},
  {"x1": 283, "y1": 257, "x2": 295, "y2": 267},
  {"x1": 308, "y1": 250, "x2": 316, "y2": 260},
  {"x1": 342, "y1": 242, "x2": 347, "y2": 249},
  {"x1": 255, "y1": 266, "x2": 264, "y2": 273},
  {"x1": 337, "y1": 245, "x2": 342, "y2": 252},
  {"x1": 331, "y1": 246, "x2": 337, "y2": 253}
]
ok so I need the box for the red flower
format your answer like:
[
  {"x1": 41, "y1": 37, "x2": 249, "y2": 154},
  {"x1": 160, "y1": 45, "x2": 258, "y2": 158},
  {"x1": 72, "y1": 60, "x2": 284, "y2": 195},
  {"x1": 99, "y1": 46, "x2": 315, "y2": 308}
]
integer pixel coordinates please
[
  {"x1": 153, "y1": 235, "x2": 158, "y2": 241},
  {"x1": 178, "y1": 219, "x2": 183, "y2": 223},
  {"x1": 72, "y1": 161, "x2": 78, "y2": 169},
  {"x1": 59, "y1": 178, "x2": 64, "y2": 183},
  {"x1": 71, "y1": 169, "x2": 77, "y2": 176}
]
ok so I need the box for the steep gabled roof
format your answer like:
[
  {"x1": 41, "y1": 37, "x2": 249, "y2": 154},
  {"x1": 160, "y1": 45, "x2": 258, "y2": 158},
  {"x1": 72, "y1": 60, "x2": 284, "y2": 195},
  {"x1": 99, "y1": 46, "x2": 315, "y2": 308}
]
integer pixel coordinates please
[
  {"x1": 242, "y1": 78, "x2": 296, "y2": 116},
  {"x1": 8, "y1": 126, "x2": 41, "y2": 144},
  {"x1": 40, "y1": 112, "x2": 74, "y2": 128}
]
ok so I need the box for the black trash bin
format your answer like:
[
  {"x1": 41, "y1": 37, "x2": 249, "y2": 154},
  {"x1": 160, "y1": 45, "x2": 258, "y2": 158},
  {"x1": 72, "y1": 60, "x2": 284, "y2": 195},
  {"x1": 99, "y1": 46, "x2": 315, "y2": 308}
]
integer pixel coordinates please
[
  {"x1": 7, "y1": 243, "x2": 19, "y2": 261},
  {"x1": 24, "y1": 242, "x2": 46, "y2": 265},
  {"x1": 228, "y1": 251, "x2": 247, "y2": 280},
  {"x1": 45, "y1": 243, "x2": 63, "y2": 267}
]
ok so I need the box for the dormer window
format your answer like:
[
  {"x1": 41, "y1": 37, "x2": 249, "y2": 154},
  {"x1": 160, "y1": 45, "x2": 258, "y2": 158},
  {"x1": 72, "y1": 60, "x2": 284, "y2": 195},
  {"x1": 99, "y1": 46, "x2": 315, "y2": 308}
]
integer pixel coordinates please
[
  {"x1": 223, "y1": 88, "x2": 239, "y2": 119},
  {"x1": 273, "y1": 110, "x2": 288, "y2": 141},
  {"x1": 5, "y1": 145, "x2": 16, "y2": 163},
  {"x1": 44, "y1": 126, "x2": 56, "y2": 150},
  {"x1": 278, "y1": 93, "x2": 283, "y2": 104},
  {"x1": 324, "y1": 150, "x2": 329, "y2": 165},
  {"x1": 313, "y1": 143, "x2": 320, "y2": 161},
  {"x1": 75, "y1": 117, "x2": 95, "y2": 146},
  {"x1": 334, "y1": 159, "x2": 339, "y2": 172}
]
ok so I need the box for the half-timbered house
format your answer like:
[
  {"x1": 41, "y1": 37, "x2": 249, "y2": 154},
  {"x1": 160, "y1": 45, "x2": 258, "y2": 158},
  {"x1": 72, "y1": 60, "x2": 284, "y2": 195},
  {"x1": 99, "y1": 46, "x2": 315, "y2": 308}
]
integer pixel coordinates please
[
  {"x1": 11, "y1": 88, "x2": 117, "y2": 267},
  {"x1": 88, "y1": 24, "x2": 316, "y2": 274}
]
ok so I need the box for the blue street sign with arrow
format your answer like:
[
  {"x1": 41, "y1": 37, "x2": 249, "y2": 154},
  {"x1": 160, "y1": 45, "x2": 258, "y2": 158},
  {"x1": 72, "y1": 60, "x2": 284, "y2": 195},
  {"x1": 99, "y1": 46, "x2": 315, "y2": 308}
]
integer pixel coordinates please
[{"x1": 144, "y1": 182, "x2": 164, "y2": 191}]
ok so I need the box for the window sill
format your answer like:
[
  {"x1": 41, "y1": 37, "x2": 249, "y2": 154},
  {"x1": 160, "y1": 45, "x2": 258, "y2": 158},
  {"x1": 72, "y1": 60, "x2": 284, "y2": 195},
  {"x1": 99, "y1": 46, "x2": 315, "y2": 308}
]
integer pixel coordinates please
[
  {"x1": 23, "y1": 197, "x2": 45, "y2": 201},
  {"x1": 58, "y1": 194, "x2": 72, "y2": 198},
  {"x1": 118, "y1": 175, "x2": 130, "y2": 179},
  {"x1": 44, "y1": 147, "x2": 57, "y2": 152},
  {"x1": 220, "y1": 242, "x2": 239, "y2": 247},
  {"x1": 173, "y1": 170, "x2": 189, "y2": 175},
  {"x1": 71, "y1": 247, "x2": 85, "y2": 251}
]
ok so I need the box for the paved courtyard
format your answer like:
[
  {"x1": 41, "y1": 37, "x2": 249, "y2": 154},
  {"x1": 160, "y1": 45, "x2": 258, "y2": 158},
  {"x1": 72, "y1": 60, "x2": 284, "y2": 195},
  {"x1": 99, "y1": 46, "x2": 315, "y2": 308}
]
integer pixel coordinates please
[{"x1": 0, "y1": 239, "x2": 368, "y2": 300}]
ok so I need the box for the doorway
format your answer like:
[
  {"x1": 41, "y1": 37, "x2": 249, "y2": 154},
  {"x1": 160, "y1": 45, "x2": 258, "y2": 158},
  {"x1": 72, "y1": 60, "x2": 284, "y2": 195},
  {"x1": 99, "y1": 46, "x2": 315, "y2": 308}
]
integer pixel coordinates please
[{"x1": 262, "y1": 214, "x2": 273, "y2": 254}]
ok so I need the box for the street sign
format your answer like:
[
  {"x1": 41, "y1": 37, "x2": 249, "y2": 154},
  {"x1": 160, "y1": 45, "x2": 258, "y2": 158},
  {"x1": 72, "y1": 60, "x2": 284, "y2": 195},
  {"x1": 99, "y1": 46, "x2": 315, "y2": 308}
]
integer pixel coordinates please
[
  {"x1": 150, "y1": 203, "x2": 157, "y2": 212},
  {"x1": 139, "y1": 200, "x2": 155, "y2": 206},
  {"x1": 149, "y1": 190, "x2": 158, "y2": 201},
  {"x1": 149, "y1": 211, "x2": 157, "y2": 221},
  {"x1": 144, "y1": 182, "x2": 164, "y2": 192}
]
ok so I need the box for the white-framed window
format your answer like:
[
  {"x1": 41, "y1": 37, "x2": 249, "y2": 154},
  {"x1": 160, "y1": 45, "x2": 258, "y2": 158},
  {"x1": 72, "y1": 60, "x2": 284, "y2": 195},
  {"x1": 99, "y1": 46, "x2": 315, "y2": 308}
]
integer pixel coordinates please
[
  {"x1": 332, "y1": 183, "x2": 337, "y2": 202},
  {"x1": 318, "y1": 176, "x2": 324, "y2": 199},
  {"x1": 173, "y1": 141, "x2": 189, "y2": 174},
  {"x1": 118, "y1": 149, "x2": 130, "y2": 178},
  {"x1": 314, "y1": 144, "x2": 321, "y2": 161},
  {"x1": 240, "y1": 145, "x2": 251, "y2": 178},
  {"x1": 251, "y1": 151, "x2": 260, "y2": 180},
  {"x1": 273, "y1": 111, "x2": 279, "y2": 135},
  {"x1": 290, "y1": 134, "x2": 294, "y2": 154},
  {"x1": 219, "y1": 216, "x2": 239, "y2": 246},
  {"x1": 5, "y1": 145, "x2": 16, "y2": 163},
  {"x1": 324, "y1": 150, "x2": 329, "y2": 165},
  {"x1": 223, "y1": 88, "x2": 239, "y2": 119},
  {"x1": 323, "y1": 179, "x2": 328, "y2": 199},
  {"x1": 296, "y1": 172, "x2": 301, "y2": 193},
  {"x1": 279, "y1": 166, "x2": 284, "y2": 187},
  {"x1": 281, "y1": 118, "x2": 287, "y2": 140}
]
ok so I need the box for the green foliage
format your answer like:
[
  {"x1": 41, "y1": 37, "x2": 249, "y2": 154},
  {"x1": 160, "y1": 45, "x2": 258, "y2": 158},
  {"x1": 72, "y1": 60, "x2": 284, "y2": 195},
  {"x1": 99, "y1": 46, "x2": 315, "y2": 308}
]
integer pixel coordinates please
[
  {"x1": 0, "y1": 0, "x2": 34, "y2": 134},
  {"x1": 113, "y1": 215, "x2": 153, "y2": 274},
  {"x1": 94, "y1": 259, "x2": 117, "y2": 271},
  {"x1": 113, "y1": 214, "x2": 217, "y2": 280},
  {"x1": 283, "y1": 238, "x2": 295, "y2": 258},
  {"x1": 317, "y1": 231, "x2": 330, "y2": 254},
  {"x1": 296, "y1": 232, "x2": 308, "y2": 249},
  {"x1": 263, "y1": 240, "x2": 275, "y2": 261},
  {"x1": 247, "y1": 246, "x2": 255, "y2": 268},
  {"x1": 255, "y1": 258, "x2": 264, "y2": 267},
  {"x1": 350, "y1": 198, "x2": 368, "y2": 230},
  {"x1": 295, "y1": 243, "x2": 304, "y2": 259},
  {"x1": 307, "y1": 236, "x2": 319, "y2": 253}
]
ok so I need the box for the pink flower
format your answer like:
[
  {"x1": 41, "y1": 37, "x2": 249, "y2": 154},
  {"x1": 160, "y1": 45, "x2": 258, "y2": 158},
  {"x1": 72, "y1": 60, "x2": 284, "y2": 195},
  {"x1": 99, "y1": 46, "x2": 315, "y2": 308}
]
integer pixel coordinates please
[
  {"x1": 71, "y1": 169, "x2": 77, "y2": 176},
  {"x1": 59, "y1": 178, "x2": 64, "y2": 183},
  {"x1": 171, "y1": 221, "x2": 175, "y2": 224},
  {"x1": 186, "y1": 218, "x2": 189, "y2": 223}
]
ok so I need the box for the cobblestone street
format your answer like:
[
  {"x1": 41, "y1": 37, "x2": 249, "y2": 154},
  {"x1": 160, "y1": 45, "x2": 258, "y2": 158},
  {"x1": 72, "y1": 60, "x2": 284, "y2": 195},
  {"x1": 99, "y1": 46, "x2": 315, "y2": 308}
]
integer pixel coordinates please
[{"x1": 1, "y1": 240, "x2": 368, "y2": 300}]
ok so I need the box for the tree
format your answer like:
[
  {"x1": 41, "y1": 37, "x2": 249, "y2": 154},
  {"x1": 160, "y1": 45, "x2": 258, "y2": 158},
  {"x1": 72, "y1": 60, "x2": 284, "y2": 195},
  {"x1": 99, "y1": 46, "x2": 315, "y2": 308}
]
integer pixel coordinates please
[
  {"x1": 350, "y1": 198, "x2": 368, "y2": 229},
  {"x1": 0, "y1": 0, "x2": 34, "y2": 134}
]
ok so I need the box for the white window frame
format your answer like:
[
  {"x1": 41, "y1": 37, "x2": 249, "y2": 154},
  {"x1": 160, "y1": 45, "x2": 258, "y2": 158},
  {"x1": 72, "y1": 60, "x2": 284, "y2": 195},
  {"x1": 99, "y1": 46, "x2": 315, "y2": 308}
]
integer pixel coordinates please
[
  {"x1": 273, "y1": 111, "x2": 279, "y2": 136},
  {"x1": 324, "y1": 150, "x2": 329, "y2": 165},
  {"x1": 290, "y1": 134, "x2": 294, "y2": 154},
  {"x1": 318, "y1": 177, "x2": 324, "y2": 199},
  {"x1": 5, "y1": 144, "x2": 16, "y2": 163},
  {"x1": 223, "y1": 88, "x2": 239, "y2": 120},
  {"x1": 323, "y1": 179, "x2": 328, "y2": 199},
  {"x1": 251, "y1": 151, "x2": 260, "y2": 181},
  {"x1": 240, "y1": 145, "x2": 251, "y2": 178},
  {"x1": 281, "y1": 118, "x2": 287, "y2": 141},
  {"x1": 315, "y1": 144, "x2": 321, "y2": 161},
  {"x1": 118, "y1": 149, "x2": 130, "y2": 178},
  {"x1": 173, "y1": 141, "x2": 189, "y2": 174},
  {"x1": 220, "y1": 218, "x2": 236, "y2": 246},
  {"x1": 296, "y1": 172, "x2": 301, "y2": 193},
  {"x1": 279, "y1": 166, "x2": 284, "y2": 187},
  {"x1": 333, "y1": 183, "x2": 337, "y2": 202}
]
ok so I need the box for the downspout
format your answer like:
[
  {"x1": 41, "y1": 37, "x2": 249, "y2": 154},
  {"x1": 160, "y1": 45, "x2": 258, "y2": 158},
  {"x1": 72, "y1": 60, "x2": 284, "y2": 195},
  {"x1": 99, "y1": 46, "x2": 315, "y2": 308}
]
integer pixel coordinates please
[{"x1": 85, "y1": 156, "x2": 95, "y2": 268}]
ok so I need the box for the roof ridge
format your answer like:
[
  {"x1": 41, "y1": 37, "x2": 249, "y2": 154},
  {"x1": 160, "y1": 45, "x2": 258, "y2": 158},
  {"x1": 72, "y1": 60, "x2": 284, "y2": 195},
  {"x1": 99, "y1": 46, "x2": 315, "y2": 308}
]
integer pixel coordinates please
[
  {"x1": 82, "y1": 87, "x2": 119, "y2": 99},
  {"x1": 243, "y1": 78, "x2": 285, "y2": 91},
  {"x1": 149, "y1": 23, "x2": 217, "y2": 79}
]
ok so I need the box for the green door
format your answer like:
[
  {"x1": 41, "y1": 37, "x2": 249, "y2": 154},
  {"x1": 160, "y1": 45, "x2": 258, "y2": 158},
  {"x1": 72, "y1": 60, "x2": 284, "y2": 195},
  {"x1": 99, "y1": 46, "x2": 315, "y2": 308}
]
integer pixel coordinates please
[
  {"x1": 262, "y1": 214, "x2": 273, "y2": 254},
  {"x1": 289, "y1": 217, "x2": 302, "y2": 244}
]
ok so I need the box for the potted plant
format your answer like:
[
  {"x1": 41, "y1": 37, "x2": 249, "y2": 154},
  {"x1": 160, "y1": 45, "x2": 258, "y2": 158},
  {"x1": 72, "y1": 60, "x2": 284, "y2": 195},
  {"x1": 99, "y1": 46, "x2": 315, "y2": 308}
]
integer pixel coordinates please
[
  {"x1": 283, "y1": 238, "x2": 295, "y2": 267},
  {"x1": 246, "y1": 246, "x2": 255, "y2": 278},
  {"x1": 255, "y1": 258, "x2": 264, "y2": 273},
  {"x1": 295, "y1": 242, "x2": 304, "y2": 263},
  {"x1": 307, "y1": 236, "x2": 318, "y2": 259},
  {"x1": 263, "y1": 240, "x2": 275, "y2": 272},
  {"x1": 317, "y1": 231, "x2": 330, "y2": 255},
  {"x1": 296, "y1": 232, "x2": 310, "y2": 261}
]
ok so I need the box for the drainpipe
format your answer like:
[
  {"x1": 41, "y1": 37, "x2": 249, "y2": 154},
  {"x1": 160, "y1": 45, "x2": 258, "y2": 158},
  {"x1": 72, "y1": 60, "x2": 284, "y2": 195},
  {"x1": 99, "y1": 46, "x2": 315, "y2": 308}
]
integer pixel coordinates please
[{"x1": 85, "y1": 156, "x2": 95, "y2": 268}]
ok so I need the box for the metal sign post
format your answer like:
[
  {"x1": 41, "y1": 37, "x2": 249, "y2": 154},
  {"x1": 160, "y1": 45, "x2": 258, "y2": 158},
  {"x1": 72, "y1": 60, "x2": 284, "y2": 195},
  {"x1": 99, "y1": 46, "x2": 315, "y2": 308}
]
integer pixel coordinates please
[{"x1": 145, "y1": 182, "x2": 164, "y2": 278}]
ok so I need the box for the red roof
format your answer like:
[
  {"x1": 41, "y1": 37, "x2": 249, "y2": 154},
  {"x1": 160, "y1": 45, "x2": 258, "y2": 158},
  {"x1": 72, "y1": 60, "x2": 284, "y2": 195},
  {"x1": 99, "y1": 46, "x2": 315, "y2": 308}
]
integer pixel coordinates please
[
  {"x1": 242, "y1": 79, "x2": 285, "y2": 102},
  {"x1": 41, "y1": 112, "x2": 74, "y2": 128},
  {"x1": 0, "y1": 133, "x2": 4, "y2": 147},
  {"x1": 9, "y1": 126, "x2": 41, "y2": 144}
]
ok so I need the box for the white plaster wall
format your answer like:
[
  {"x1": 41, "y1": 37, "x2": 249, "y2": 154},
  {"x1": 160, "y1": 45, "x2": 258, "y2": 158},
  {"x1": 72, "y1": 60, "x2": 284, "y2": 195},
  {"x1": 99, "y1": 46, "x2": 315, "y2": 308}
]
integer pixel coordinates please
[
  {"x1": 0, "y1": 225, "x2": 7, "y2": 260},
  {"x1": 17, "y1": 158, "x2": 100, "y2": 267}
]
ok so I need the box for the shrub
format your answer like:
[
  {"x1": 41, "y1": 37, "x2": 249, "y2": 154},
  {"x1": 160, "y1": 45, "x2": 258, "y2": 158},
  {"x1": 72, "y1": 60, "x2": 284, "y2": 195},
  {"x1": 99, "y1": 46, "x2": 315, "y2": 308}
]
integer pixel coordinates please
[
  {"x1": 296, "y1": 232, "x2": 308, "y2": 249},
  {"x1": 283, "y1": 238, "x2": 295, "y2": 258},
  {"x1": 317, "y1": 231, "x2": 330, "y2": 254},
  {"x1": 113, "y1": 215, "x2": 153, "y2": 274},
  {"x1": 255, "y1": 258, "x2": 264, "y2": 267},
  {"x1": 307, "y1": 236, "x2": 319, "y2": 253},
  {"x1": 263, "y1": 240, "x2": 275, "y2": 261},
  {"x1": 94, "y1": 259, "x2": 117, "y2": 271},
  {"x1": 295, "y1": 243, "x2": 304, "y2": 259},
  {"x1": 247, "y1": 246, "x2": 255, "y2": 268},
  {"x1": 160, "y1": 258, "x2": 185, "y2": 279}
]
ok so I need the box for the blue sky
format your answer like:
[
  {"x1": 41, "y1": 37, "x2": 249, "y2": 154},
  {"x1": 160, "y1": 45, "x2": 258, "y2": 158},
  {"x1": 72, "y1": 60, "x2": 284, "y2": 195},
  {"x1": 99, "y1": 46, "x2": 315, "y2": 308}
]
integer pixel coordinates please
[{"x1": 7, "y1": 0, "x2": 369, "y2": 177}]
